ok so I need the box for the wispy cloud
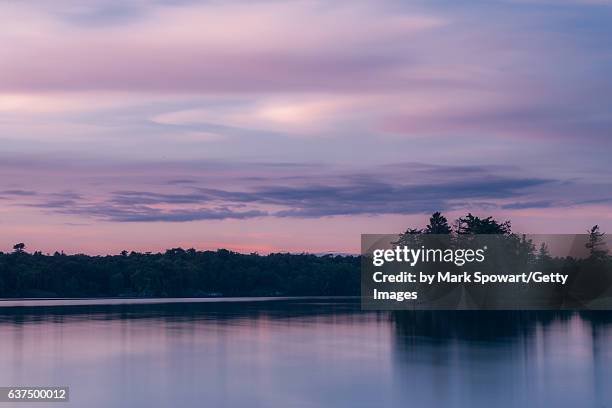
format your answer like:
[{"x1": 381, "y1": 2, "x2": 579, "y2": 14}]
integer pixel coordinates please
[
  {"x1": 6, "y1": 159, "x2": 578, "y2": 222},
  {"x1": 0, "y1": 2, "x2": 444, "y2": 93},
  {"x1": 0, "y1": 190, "x2": 37, "y2": 196},
  {"x1": 1, "y1": 0, "x2": 611, "y2": 251}
]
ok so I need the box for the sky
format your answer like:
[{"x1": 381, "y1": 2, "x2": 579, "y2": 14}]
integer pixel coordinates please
[{"x1": 1, "y1": 0, "x2": 612, "y2": 255}]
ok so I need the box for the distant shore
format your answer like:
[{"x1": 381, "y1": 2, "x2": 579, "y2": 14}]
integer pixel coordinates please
[
  {"x1": 0, "y1": 296, "x2": 360, "y2": 308},
  {"x1": 0, "y1": 249, "x2": 359, "y2": 298}
]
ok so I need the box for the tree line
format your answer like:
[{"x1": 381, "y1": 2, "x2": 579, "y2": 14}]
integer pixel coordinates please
[
  {"x1": 0, "y1": 212, "x2": 608, "y2": 298},
  {"x1": 0, "y1": 248, "x2": 359, "y2": 298},
  {"x1": 397, "y1": 212, "x2": 608, "y2": 258}
]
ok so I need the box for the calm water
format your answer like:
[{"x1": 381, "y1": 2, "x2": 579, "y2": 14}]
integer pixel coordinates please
[{"x1": 0, "y1": 298, "x2": 611, "y2": 407}]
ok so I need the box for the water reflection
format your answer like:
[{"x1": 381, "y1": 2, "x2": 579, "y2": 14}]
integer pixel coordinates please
[
  {"x1": 392, "y1": 311, "x2": 612, "y2": 407},
  {"x1": 0, "y1": 299, "x2": 611, "y2": 407}
]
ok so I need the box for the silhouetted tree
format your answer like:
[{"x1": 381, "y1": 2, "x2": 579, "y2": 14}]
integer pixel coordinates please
[
  {"x1": 586, "y1": 225, "x2": 608, "y2": 260},
  {"x1": 455, "y1": 213, "x2": 511, "y2": 235},
  {"x1": 13, "y1": 243, "x2": 25, "y2": 253},
  {"x1": 538, "y1": 242, "x2": 552, "y2": 262},
  {"x1": 394, "y1": 228, "x2": 422, "y2": 246},
  {"x1": 424, "y1": 212, "x2": 452, "y2": 234},
  {"x1": 517, "y1": 234, "x2": 537, "y2": 265}
]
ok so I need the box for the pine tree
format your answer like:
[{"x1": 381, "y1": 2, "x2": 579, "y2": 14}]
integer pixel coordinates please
[
  {"x1": 455, "y1": 213, "x2": 511, "y2": 235},
  {"x1": 424, "y1": 212, "x2": 452, "y2": 234},
  {"x1": 393, "y1": 228, "x2": 422, "y2": 246},
  {"x1": 538, "y1": 242, "x2": 552, "y2": 262},
  {"x1": 586, "y1": 225, "x2": 608, "y2": 260}
]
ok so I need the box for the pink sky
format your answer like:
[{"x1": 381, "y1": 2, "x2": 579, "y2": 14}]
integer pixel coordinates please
[{"x1": 1, "y1": 0, "x2": 611, "y2": 254}]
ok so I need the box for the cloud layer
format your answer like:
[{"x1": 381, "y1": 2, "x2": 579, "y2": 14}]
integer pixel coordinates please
[{"x1": 3, "y1": 157, "x2": 608, "y2": 223}]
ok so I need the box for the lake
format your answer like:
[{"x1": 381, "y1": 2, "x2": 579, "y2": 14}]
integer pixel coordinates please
[{"x1": 0, "y1": 297, "x2": 611, "y2": 407}]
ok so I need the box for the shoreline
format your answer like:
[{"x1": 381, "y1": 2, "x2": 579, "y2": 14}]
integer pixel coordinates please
[{"x1": 0, "y1": 296, "x2": 360, "y2": 308}]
